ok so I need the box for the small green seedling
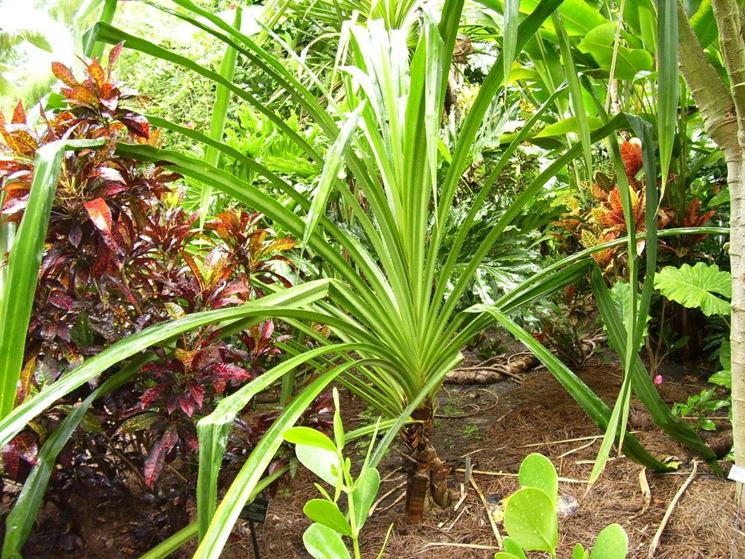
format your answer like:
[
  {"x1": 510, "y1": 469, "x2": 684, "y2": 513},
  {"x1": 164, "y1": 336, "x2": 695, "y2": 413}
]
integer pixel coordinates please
[
  {"x1": 495, "y1": 453, "x2": 628, "y2": 559},
  {"x1": 283, "y1": 388, "x2": 390, "y2": 559}
]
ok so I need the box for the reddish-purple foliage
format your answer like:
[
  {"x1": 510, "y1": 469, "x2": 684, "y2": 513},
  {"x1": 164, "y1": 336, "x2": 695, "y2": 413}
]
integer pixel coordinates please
[{"x1": 0, "y1": 53, "x2": 297, "y2": 488}]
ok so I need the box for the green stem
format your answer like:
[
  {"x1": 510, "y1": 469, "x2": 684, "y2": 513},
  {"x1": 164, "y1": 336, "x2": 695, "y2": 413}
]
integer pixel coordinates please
[{"x1": 84, "y1": 0, "x2": 117, "y2": 59}]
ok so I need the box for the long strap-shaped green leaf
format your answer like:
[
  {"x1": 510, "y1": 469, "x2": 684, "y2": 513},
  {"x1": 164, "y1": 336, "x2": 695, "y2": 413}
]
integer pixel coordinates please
[
  {"x1": 552, "y1": 11, "x2": 593, "y2": 177},
  {"x1": 196, "y1": 343, "x2": 374, "y2": 539},
  {"x1": 0, "y1": 280, "x2": 331, "y2": 447},
  {"x1": 199, "y1": 5, "x2": 242, "y2": 226},
  {"x1": 0, "y1": 139, "x2": 103, "y2": 420},
  {"x1": 116, "y1": 144, "x2": 390, "y2": 319},
  {"x1": 590, "y1": 267, "x2": 721, "y2": 473},
  {"x1": 83, "y1": 0, "x2": 116, "y2": 59},
  {"x1": 2, "y1": 353, "x2": 153, "y2": 558},
  {"x1": 193, "y1": 363, "x2": 355, "y2": 559},
  {"x1": 85, "y1": 22, "x2": 323, "y2": 165},
  {"x1": 657, "y1": 0, "x2": 678, "y2": 192},
  {"x1": 475, "y1": 306, "x2": 670, "y2": 472}
]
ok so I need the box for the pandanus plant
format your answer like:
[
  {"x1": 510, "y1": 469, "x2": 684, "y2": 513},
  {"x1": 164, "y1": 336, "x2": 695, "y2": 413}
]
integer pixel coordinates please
[
  {"x1": 0, "y1": 0, "x2": 726, "y2": 557},
  {"x1": 86, "y1": 0, "x2": 720, "y2": 524}
]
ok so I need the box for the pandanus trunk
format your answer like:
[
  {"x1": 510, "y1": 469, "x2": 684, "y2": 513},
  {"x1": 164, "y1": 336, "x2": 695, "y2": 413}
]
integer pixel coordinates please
[{"x1": 400, "y1": 406, "x2": 451, "y2": 523}]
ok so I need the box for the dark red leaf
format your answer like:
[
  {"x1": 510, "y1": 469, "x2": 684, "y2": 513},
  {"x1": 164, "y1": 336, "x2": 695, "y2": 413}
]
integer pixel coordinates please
[
  {"x1": 69, "y1": 221, "x2": 82, "y2": 248},
  {"x1": 120, "y1": 113, "x2": 150, "y2": 139},
  {"x1": 51, "y1": 62, "x2": 77, "y2": 87},
  {"x1": 100, "y1": 182, "x2": 127, "y2": 197},
  {"x1": 177, "y1": 394, "x2": 195, "y2": 417},
  {"x1": 91, "y1": 243, "x2": 112, "y2": 276},
  {"x1": 108, "y1": 42, "x2": 125, "y2": 69},
  {"x1": 140, "y1": 386, "x2": 163, "y2": 409},
  {"x1": 2, "y1": 432, "x2": 38, "y2": 481},
  {"x1": 190, "y1": 384, "x2": 205, "y2": 409},
  {"x1": 48, "y1": 291, "x2": 75, "y2": 311},
  {"x1": 143, "y1": 427, "x2": 178, "y2": 487},
  {"x1": 261, "y1": 320, "x2": 274, "y2": 340},
  {"x1": 91, "y1": 166, "x2": 125, "y2": 184},
  {"x1": 211, "y1": 363, "x2": 251, "y2": 384}
]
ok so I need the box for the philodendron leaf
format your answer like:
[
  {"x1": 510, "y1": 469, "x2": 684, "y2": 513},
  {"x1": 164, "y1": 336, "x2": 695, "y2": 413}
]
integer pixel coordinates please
[
  {"x1": 589, "y1": 523, "x2": 628, "y2": 559},
  {"x1": 303, "y1": 499, "x2": 352, "y2": 537},
  {"x1": 350, "y1": 467, "x2": 380, "y2": 531},
  {"x1": 654, "y1": 263, "x2": 731, "y2": 316},
  {"x1": 494, "y1": 554, "x2": 521, "y2": 559},
  {"x1": 577, "y1": 23, "x2": 653, "y2": 79},
  {"x1": 303, "y1": 523, "x2": 352, "y2": 559},
  {"x1": 518, "y1": 453, "x2": 558, "y2": 504},
  {"x1": 503, "y1": 487, "x2": 558, "y2": 552},
  {"x1": 572, "y1": 543, "x2": 589, "y2": 559},
  {"x1": 503, "y1": 536, "x2": 527, "y2": 559}
]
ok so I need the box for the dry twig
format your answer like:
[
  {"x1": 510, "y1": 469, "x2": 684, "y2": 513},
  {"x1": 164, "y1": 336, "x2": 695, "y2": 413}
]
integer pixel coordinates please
[{"x1": 648, "y1": 460, "x2": 699, "y2": 558}]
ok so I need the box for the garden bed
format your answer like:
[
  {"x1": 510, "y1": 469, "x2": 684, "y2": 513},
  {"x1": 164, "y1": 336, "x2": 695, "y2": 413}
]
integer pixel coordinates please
[{"x1": 12, "y1": 353, "x2": 739, "y2": 559}]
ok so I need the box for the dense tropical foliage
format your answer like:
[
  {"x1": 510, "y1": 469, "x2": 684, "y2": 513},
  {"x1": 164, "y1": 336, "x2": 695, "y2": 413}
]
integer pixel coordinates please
[{"x1": 0, "y1": 0, "x2": 740, "y2": 557}]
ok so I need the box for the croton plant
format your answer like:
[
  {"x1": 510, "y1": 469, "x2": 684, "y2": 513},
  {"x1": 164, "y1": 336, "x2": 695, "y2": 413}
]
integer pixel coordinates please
[
  {"x1": 0, "y1": 49, "x2": 307, "y2": 497},
  {"x1": 558, "y1": 138, "x2": 717, "y2": 273}
]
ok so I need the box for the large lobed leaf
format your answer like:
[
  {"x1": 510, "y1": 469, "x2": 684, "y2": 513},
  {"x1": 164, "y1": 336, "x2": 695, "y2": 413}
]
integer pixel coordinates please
[{"x1": 654, "y1": 262, "x2": 731, "y2": 316}]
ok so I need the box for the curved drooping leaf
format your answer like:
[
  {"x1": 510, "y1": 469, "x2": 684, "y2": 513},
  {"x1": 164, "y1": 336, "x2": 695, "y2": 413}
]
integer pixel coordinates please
[
  {"x1": 193, "y1": 365, "x2": 352, "y2": 558},
  {"x1": 0, "y1": 139, "x2": 103, "y2": 419},
  {"x1": 0, "y1": 280, "x2": 331, "y2": 448},
  {"x1": 475, "y1": 305, "x2": 670, "y2": 472},
  {"x1": 591, "y1": 267, "x2": 721, "y2": 472},
  {"x1": 654, "y1": 262, "x2": 731, "y2": 316}
]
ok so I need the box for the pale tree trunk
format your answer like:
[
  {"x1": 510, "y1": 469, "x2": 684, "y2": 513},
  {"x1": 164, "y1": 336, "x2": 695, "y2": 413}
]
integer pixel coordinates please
[
  {"x1": 728, "y1": 153, "x2": 745, "y2": 472},
  {"x1": 678, "y1": 0, "x2": 745, "y2": 488}
]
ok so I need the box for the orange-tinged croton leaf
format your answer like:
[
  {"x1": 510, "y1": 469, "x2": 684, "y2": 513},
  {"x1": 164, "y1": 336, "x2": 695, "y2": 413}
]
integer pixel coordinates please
[
  {"x1": 84, "y1": 197, "x2": 118, "y2": 250},
  {"x1": 51, "y1": 62, "x2": 77, "y2": 87},
  {"x1": 63, "y1": 84, "x2": 99, "y2": 107},
  {"x1": 620, "y1": 138, "x2": 643, "y2": 180},
  {"x1": 590, "y1": 182, "x2": 607, "y2": 201},
  {"x1": 87, "y1": 59, "x2": 106, "y2": 89},
  {"x1": 5, "y1": 130, "x2": 38, "y2": 157},
  {"x1": 11, "y1": 101, "x2": 26, "y2": 125},
  {"x1": 267, "y1": 237, "x2": 297, "y2": 252}
]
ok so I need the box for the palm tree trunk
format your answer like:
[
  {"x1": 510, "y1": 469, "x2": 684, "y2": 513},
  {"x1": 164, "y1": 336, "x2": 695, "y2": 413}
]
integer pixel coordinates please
[{"x1": 400, "y1": 406, "x2": 451, "y2": 523}]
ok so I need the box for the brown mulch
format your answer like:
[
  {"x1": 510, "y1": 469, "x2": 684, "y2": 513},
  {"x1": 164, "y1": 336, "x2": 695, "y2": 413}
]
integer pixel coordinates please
[{"x1": 244, "y1": 357, "x2": 742, "y2": 559}]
